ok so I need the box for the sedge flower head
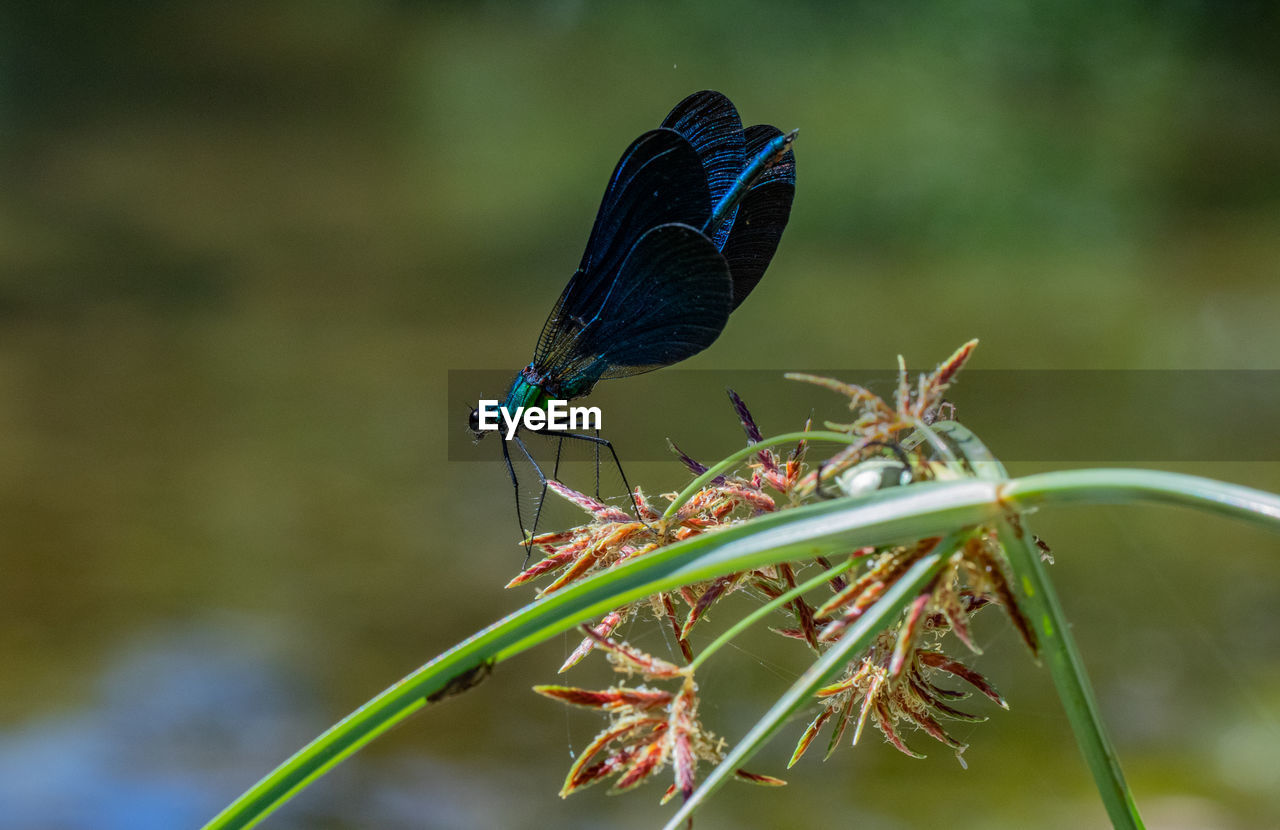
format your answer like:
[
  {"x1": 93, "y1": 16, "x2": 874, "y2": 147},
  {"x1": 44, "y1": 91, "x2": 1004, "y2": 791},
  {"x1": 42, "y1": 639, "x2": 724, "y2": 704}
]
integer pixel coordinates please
[{"x1": 517, "y1": 340, "x2": 1039, "y2": 810}]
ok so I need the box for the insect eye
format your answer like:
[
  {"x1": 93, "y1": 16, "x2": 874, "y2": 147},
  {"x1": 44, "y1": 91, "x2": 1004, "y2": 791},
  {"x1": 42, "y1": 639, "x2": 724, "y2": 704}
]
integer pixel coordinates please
[{"x1": 467, "y1": 407, "x2": 482, "y2": 434}]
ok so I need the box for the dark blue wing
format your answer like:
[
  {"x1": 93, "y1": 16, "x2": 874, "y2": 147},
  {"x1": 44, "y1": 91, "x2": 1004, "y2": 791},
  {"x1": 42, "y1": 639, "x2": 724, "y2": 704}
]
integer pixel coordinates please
[
  {"x1": 536, "y1": 223, "x2": 731, "y2": 386},
  {"x1": 534, "y1": 127, "x2": 712, "y2": 372},
  {"x1": 662, "y1": 91, "x2": 745, "y2": 251},
  {"x1": 530, "y1": 93, "x2": 789, "y2": 393},
  {"x1": 592, "y1": 223, "x2": 732, "y2": 374},
  {"x1": 719, "y1": 124, "x2": 796, "y2": 310},
  {"x1": 575, "y1": 128, "x2": 711, "y2": 286}
]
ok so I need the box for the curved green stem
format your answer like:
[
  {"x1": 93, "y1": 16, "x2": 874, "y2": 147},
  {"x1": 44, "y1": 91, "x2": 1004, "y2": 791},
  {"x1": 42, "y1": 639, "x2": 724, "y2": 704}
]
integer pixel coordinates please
[
  {"x1": 203, "y1": 467, "x2": 1280, "y2": 830},
  {"x1": 997, "y1": 519, "x2": 1144, "y2": 830},
  {"x1": 204, "y1": 479, "x2": 1002, "y2": 830},
  {"x1": 1001, "y1": 468, "x2": 1280, "y2": 527},
  {"x1": 662, "y1": 430, "x2": 858, "y2": 520}
]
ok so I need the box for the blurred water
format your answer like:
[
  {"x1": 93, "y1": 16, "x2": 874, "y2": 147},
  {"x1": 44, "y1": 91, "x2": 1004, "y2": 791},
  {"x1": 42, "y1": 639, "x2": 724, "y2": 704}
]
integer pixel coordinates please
[
  {"x1": 0, "y1": 620, "x2": 565, "y2": 829},
  {"x1": 0, "y1": 621, "x2": 313, "y2": 829}
]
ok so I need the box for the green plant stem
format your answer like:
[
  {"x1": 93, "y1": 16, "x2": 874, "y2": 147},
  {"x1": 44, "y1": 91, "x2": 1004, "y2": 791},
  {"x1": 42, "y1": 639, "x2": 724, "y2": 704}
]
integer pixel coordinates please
[
  {"x1": 686, "y1": 557, "x2": 857, "y2": 672},
  {"x1": 662, "y1": 430, "x2": 858, "y2": 519},
  {"x1": 204, "y1": 468, "x2": 1280, "y2": 830},
  {"x1": 994, "y1": 466, "x2": 1280, "y2": 830},
  {"x1": 204, "y1": 479, "x2": 1002, "y2": 830},
  {"x1": 996, "y1": 519, "x2": 1143, "y2": 829},
  {"x1": 1001, "y1": 468, "x2": 1280, "y2": 526}
]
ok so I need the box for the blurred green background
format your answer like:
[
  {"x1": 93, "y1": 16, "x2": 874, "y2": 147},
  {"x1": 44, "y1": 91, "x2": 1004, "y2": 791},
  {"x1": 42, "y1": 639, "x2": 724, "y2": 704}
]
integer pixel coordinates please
[{"x1": 2, "y1": 1, "x2": 1279, "y2": 828}]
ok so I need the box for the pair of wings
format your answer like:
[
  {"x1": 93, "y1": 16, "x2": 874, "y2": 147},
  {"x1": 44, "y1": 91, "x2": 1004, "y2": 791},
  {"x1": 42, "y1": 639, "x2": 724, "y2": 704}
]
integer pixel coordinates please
[{"x1": 531, "y1": 90, "x2": 796, "y2": 392}]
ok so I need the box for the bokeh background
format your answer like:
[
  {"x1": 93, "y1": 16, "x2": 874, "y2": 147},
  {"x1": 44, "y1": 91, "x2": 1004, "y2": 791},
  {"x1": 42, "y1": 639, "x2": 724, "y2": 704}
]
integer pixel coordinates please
[{"x1": 2, "y1": 2, "x2": 1279, "y2": 828}]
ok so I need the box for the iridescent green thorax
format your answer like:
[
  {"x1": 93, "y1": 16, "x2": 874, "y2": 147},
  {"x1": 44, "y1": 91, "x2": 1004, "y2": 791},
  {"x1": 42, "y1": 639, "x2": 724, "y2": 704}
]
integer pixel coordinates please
[
  {"x1": 503, "y1": 365, "x2": 599, "y2": 414},
  {"x1": 503, "y1": 368, "x2": 552, "y2": 413}
]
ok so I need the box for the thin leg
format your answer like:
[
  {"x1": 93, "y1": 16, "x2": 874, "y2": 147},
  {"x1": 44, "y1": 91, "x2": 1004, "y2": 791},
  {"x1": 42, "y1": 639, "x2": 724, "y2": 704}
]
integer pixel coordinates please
[
  {"x1": 528, "y1": 435, "x2": 565, "y2": 546},
  {"x1": 553, "y1": 435, "x2": 565, "y2": 481},
  {"x1": 593, "y1": 428, "x2": 601, "y2": 500},
  {"x1": 512, "y1": 434, "x2": 551, "y2": 564},
  {"x1": 513, "y1": 433, "x2": 549, "y2": 486},
  {"x1": 501, "y1": 439, "x2": 527, "y2": 540},
  {"x1": 558, "y1": 431, "x2": 650, "y2": 530}
]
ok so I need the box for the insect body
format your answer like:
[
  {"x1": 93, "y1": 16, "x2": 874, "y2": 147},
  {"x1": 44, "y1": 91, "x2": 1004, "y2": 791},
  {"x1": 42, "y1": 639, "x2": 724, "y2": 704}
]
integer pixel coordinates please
[{"x1": 470, "y1": 90, "x2": 797, "y2": 540}]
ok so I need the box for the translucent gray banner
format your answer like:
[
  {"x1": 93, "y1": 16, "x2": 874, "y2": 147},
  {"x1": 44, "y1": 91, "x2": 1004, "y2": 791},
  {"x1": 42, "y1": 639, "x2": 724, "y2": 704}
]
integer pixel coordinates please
[{"x1": 447, "y1": 369, "x2": 1280, "y2": 463}]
